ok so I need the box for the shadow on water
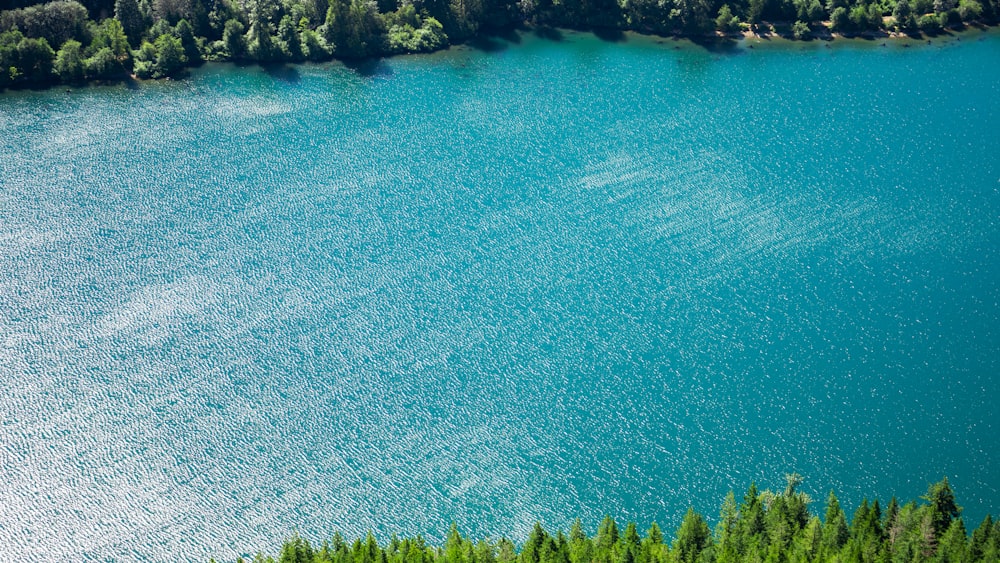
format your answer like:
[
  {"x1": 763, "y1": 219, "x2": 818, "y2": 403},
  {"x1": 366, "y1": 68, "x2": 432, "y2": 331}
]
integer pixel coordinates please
[
  {"x1": 262, "y1": 63, "x2": 301, "y2": 83},
  {"x1": 687, "y1": 36, "x2": 742, "y2": 54},
  {"x1": 343, "y1": 58, "x2": 393, "y2": 78},
  {"x1": 467, "y1": 33, "x2": 516, "y2": 53},
  {"x1": 533, "y1": 25, "x2": 564, "y2": 41},
  {"x1": 592, "y1": 27, "x2": 627, "y2": 42}
]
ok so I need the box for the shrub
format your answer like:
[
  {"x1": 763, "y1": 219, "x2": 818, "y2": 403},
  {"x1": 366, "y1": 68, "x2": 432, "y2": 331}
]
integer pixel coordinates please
[{"x1": 792, "y1": 19, "x2": 811, "y2": 38}]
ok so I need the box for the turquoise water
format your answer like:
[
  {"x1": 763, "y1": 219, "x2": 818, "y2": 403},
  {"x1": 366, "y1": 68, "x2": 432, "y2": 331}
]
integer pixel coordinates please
[{"x1": 1, "y1": 29, "x2": 999, "y2": 561}]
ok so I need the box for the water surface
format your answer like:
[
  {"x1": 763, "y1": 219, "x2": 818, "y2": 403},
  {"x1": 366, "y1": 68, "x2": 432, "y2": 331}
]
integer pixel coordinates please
[{"x1": 1, "y1": 29, "x2": 999, "y2": 561}]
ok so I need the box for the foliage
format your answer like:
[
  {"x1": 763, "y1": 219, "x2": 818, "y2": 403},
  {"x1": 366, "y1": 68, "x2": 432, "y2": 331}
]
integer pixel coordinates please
[
  {"x1": 2, "y1": 0, "x2": 1000, "y2": 90},
  {"x1": 240, "y1": 478, "x2": 996, "y2": 563},
  {"x1": 715, "y1": 4, "x2": 739, "y2": 32},
  {"x1": 153, "y1": 30, "x2": 186, "y2": 75},
  {"x1": 0, "y1": 0, "x2": 90, "y2": 47},
  {"x1": 791, "y1": 19, "x2": 809, "y2": 37},
  {"x1": 54, "y1": 36, "x2": 84, "y2": 78}
]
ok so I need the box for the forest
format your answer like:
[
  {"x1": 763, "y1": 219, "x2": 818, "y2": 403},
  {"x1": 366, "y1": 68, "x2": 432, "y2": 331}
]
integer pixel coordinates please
[
  {"x1": 232, "y1": 477, "x2": 997, "y2": 563},
  {"x1": 1, "y1": 0, "x2": 998, "y2": 89}
]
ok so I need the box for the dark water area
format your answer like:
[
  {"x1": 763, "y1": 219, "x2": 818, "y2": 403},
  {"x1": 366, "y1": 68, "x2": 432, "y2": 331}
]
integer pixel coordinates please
[{"x1": 1, "y1": 29, "x2": 998, "y2": 561}]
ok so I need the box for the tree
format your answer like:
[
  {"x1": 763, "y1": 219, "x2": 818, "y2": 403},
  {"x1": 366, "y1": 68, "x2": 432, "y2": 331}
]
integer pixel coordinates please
[
  {"x1": 131, "y1": 38, "x2": 155, "y2": 76},
  {"x1": 115, "y1": 0, "x2": 145, "y2": 42},
  {"x1": 84, "y1": 46, "x2": 121, "y2": 77},
  {"x1": 821, "y1": 491, "x2": 849, "y2": 555},
  {"x1": 15, "y1": 36, "x2": 55, "y2": 82},
  {"x1": 300, "y1": 28, "x2": 329, "y2": 60},
  {"x1": 957, "y1": 0, "x2": 983, "y2": 20},
  {"x1": 792, "y1": 516, "x2": 823, "y2": 562},
  {"x1": 55, "y1": 38, "x2": 84, "y2": 79},
  {"x1": 444, "y1": 523, "x2": 465, "y2": 563},
  {"x1": 924, "y1": 478, "x2": 962, "y2": 538},
  {"x1": 969, "y1": 515, "x2": 993, "y2": 562},
  {"x1": 716, "y1": 5, "x2": 740, "y2": 32},
  {"x1": 673, "y1": 507, "x2": 711, "y2": 563},
  {"x1": 792, "y1": 18, "x2": 808, "y2": 36},
  {"x1": 595, "y1": 515, "x2": 620, "y2": 563},
  {"x1": 714, "y1": 491, "x2": 738, "y2": 563},
  {"x1": 829, "y1": 6, "x2": 849, "y2": 31},
  {"x1": 1, "y1": 1, "x2": 90, "y2": 47},
  {"x1": 276, "y1": 15, "x2": 302, "y2": 59},
  {"x1": 222, "y1": 18, "x2": 245, "y2": 58},
  {"x1": 640, "y1": 523, "x2": 663, "y2": 563},
  {"x1": 475, "y1": 539, "x2": 497, "y2": 563},
  {"x1": 735, "y1": 482, "x2": 766, "y2": 555},
  {"x1": 174, "y1": 19, "x2": 200, "y2": 62},
  {"x1": 280, "y1": 533, "x2": 315, "y2": 563},
  {"x1": 935, "y1": 519, "x2": 968, "y2": 563},
  {"x1": 893, "y1": 0, "x2": 916, "y2": 30},
  {"x1": 153, "y1": 32, "x2": 185, "y2": 75},
  {"x1": 569, "y1": 519, "x2": 593, "y2": 563},
  {"x1": 523, "y1": 523, "x2": 549, "y2": 563},
  {"x1": 747, "y1": 0, "x2": 766, "y2": 24},
  {"x1": 91, "y1": 18, "x2": 131, "y2": 58},
  {"x1": 246, "y1": 0, "x2": 277, "y2": 60}
]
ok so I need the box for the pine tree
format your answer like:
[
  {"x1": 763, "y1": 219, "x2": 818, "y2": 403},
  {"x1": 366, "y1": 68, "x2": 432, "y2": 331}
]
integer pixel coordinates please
[
  {"x1": 640, "y1": 523, "x2": 663, "y2": 563},
  {"x1": 968, "y1": 515, "x2": 993, "y2": 562},
  {"x1": 568, "y1": 519, "x2": 593, "y2": 563},
  {"x1": 673, "y1": 507, "x2": 712, "y2": 563},
  {"x1": 595, "y1": 516, "x2": 619, "y2": 563},
  {"x1": 821, "y1": 491, "x2": 849, "y2": 556},
  {"x1": 923, "y1": 478, "x2": 962, "y2": 538},
  {"x1": 115, "y1": 0, "x2": 145, "y2": 43},
  {"x1": 715, "y1": 490, "x2": 739, "y2": 563},
  {"x1": 935, "y1": 519, "x2": 968, "y2": 563}
]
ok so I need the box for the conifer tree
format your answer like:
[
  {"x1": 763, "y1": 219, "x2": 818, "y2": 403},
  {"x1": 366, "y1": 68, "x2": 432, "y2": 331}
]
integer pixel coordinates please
[
  {"x1": 821, "y1": 491, "x2": 849, "y2": 555},
  {"x1": 715, "y1": 491, "x2": 738, "y2": 563},
  {"x1": 968, "y1": 515, "x2": 993, "y2": 562},
  {"x1": 923, "y1": 478, "x2": 962, "y2": 538},
  {"x1": 935, "y1": 519, "x2": 968, "y2": 563},
  {"x1": 569, "y1": 519, "x2": 593, "y2": 563},
  {"x1": 673, "y1": 507, "x2": 711, "y2": 563}
]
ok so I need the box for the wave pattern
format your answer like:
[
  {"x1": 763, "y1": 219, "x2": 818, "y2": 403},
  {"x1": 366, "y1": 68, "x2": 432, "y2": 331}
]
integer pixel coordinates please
[{"x1": 1, "y1": 32, "x2": 999, "y2": 561}]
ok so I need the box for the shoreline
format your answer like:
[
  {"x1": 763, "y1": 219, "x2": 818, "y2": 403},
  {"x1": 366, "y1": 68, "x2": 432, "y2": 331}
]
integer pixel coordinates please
[{"x1": 2, "y1": 21, "x2": 998, "y2": 93}]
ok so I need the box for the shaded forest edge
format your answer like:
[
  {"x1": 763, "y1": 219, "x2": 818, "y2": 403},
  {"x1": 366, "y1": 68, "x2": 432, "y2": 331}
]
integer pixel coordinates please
[
  {"x1": 1, "y1": 0, "x2": 999, "y2": 90},
  {"x1": 229, "y1": 476, "x2": 996, "y2": 563}
]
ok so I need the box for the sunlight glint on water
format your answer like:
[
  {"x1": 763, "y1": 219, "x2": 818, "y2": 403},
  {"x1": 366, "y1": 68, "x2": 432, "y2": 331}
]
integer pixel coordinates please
[{"x1": 1, "y1": 30, "x2": 999, "y2": 562}]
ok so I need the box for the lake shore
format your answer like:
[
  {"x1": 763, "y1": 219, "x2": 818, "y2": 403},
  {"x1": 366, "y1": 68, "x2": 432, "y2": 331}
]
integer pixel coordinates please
[{"x1": 2, "y1": 18, "x2": 998, "y2": 93}]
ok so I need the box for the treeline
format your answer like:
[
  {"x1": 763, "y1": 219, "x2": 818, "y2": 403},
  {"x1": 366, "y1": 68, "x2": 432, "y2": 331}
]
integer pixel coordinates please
[
  {"x1": 1, "y1": 0, "x2": 998, "y2": 89},
  {"x1": 231, "y1": 477, "x2": 999, "y2": 563}
]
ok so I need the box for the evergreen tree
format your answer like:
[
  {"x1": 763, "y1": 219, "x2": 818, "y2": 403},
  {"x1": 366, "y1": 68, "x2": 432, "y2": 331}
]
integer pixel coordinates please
[
  {"x1": 523, "y1": 523, "x2": 549, "y2": 563},
  {"x1": 445, "y1": 524, "x2": 465, "y2": 563},
  {"x1": 923, "y1": 478, "x2": 962, "y2": 538},
  {"x1": 569, "y1": 519, "x2": 593, "y2": 563},
  {"x1": 115, "y1": 0, "x2": 145, "y2": 42},
  {"x1": 968, "y1": 515, "x2": 993, "y2": 563},
  {"x1": 640, "y1": 523, "x2": 663, "y2": 563},
  {"x1": 935, "y1": 519, "x2": 968, "y2": 563},
  {"x1": 222, "y1": 18, "x2": 245, "y2": 58},
  {"x1": 715, "y1": 491, "x2": 738, "y2": 563},
  {"x1": 735, "y1": 482, "x2": 766, "y2": 556},
  {"x1": 595, "y1": 515, "x2": 620, "y2": 563},
  {"x1": 174, "y1": 19, "x2": 200, "y2": 62},
  {"x1": 673, "y1": 507, "x2": 711, "y2": 563},
  {"x1": 246, "y1": 0, "x2": 277, "y2": 60},
  {"x1": 821, "y1": 491, "x2": 849, "y2": 556},
  {"x1": 276, "y1": 15, "x2": 302, "y2": 59}
]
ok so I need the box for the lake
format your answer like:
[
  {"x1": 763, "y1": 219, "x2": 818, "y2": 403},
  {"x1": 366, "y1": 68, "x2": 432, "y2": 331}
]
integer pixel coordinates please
[{"x1": 1, "y1": 29, "x2": 998, "y2": 562}]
